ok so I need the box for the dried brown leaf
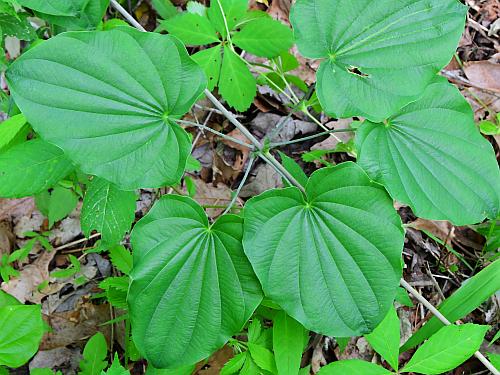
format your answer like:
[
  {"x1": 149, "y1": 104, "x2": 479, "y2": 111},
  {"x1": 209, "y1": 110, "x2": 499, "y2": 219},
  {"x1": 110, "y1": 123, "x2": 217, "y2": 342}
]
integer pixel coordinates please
[
  {"x1": 464, "y1": 61, "x2": 500, "y2": 92},
  {"x1": 40, "y1": 302, "x2": 111, "y2": 350},
  {"x1": 1, "y1": 249, "x2": 55, "y2": 303}
]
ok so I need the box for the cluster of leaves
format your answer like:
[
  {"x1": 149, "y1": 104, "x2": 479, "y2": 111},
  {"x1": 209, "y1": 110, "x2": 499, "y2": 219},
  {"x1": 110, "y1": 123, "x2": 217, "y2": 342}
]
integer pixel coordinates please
[
  {"x1": 0, "y1": 231, "x2": 51, "y2": 281},
  {"x1": 322, "y1": 307, "x2": 490, "y2": 375},
  {"x1": 0, "y1": 0, "x2": 499, "y2": 373},
  {"x1": 220, "y1": 310, "x2": 310, "y2": 375},
  {"x1": 162, "y1": 0, "x2": 293, "y2": 111},
  {"x1": 316, "y1": 260, "x2": 498, "y2": 374}
]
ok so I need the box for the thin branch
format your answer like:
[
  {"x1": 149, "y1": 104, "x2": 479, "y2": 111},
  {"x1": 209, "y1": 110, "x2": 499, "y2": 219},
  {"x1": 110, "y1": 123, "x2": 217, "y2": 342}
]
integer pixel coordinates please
[
  {"x1": 111, "y1": 0, "x2": 314, "y2": 194},
  {"x1": 109, "y1": 0, "x2": 145, "y2": 31},
  {"x1": 269, "y1": 102, "x2": 302, "y2": 140},
  {"x1": 203, "y1": 90, "x2": 306, "y2": 193},
  {"x1": 400, "y1": 278, "x2": 500, "y2": 375},
  {"x1": 222, "y1": 156, "x2": 256, "y2": 216},
  {"x1": 241, "y1": 55, "x2": 298, "y2": 105},
  {"x1": 303, "y1": 108, "x2": 343, "y2": 143},
  {"x1": 176, "y1": 119, "x2": 255, "y2": 150},
  {"x1": 103, "y1": 5, "x2": 498, "y2": 375},
  {"x1": 215, "y1": 0, "x2": 233, "y2": 47},
  {"x1": 275, "y1": 56, "x2": 300, "y2": 103},
  {"x1": 270, "y1": 128, "x2": 355, "y2": 148},
  {"x1": 53, "y1": 233, "x2": 101, "y2": 252},
  {"x1": 193, "y1": 104, "x2": 245, "y2": 118},
  {"x1": 190, "y1": 110, "x2": 212, "y2": 151}
]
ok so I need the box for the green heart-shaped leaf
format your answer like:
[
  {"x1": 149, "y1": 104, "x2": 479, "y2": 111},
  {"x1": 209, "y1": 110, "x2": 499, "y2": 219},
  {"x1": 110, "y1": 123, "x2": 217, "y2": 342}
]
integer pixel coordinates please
[
  {"x1": 243, "y1": 162, "x2": 404, "y2": 337},
  {"x1": 356, "y1": 80, "x2": 500, "y2": 225},
  {"x1": 129, "y1": 195, "x2": 263, "y2": 368},
  {"x1": 6, "y1": 27, "x2": 206, "y2": 190},
  {"x1": 290, "y1": 0, "x2": 466, "y2": 121}
]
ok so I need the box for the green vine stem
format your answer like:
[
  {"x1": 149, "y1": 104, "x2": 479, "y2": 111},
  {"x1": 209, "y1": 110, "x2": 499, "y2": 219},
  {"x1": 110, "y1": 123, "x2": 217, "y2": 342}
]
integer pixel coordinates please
[
  {"x1": 222, "y1": 155, "x2": 256, "y2": 216},
  {"x1": 109, "y1": 0, "x2": 304, "y2": 190},
  {"x1": 202, "y1": 89, "x2": 306, "y2": 192},
  {"x1": 110, "y1": 0, "x2": 145, "y2": 31},
  {"x1": 175, "y1": 119, "x2": 255, "y2": 150},
  {"x1": 215, "y1": 0, "x2": 233, "y2": 48},
  {"x1": 108, "y1": 2, "x2": 499, "y2": 373},
  {"x1": 270, "y1": 127, "x2": 355, "y2": 148},
  {"x1": 400, "y1": 279, "x2": 499, "y2": 375}
]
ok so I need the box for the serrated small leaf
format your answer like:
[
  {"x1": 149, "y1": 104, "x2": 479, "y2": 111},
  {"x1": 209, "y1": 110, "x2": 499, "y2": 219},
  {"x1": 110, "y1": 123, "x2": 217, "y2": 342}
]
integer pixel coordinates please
[
  {"x1": 108, "y1": 245, "x2": 133, "y2": 275},
  {"x1": 7, "y1": 28, "x2": 206, "y2": 190},
  {"x1": 186, "y1": 1, "x2": 206, "y2": 16},
  {"x1": 219, "y1": 46, "x2": 256, "y2": 111},
  {"x1": 402, "y1": 324, "x2": 489, "y2": 374},
  {"x1": 239, "y1": 353, "x2": 260, "y2": 375},
  {"x1": 490, "y1": 330, "x2": 500, "y2": 346},
  {"x1": 317, "y1": 360, "x2": 393, "y2": 375},
  {"x1": 276, "y1": 51, "x2": 299, "y2": 72},
  {"x1": 0, "y1": 305, "x2": 44, "y2": 368},
  {"x1": 298, "y1": 366, "x2": 311, "y2": 375},
  {"x1": 81, "y1": 177, "x2": 136, "y2": 245},
  {"x1": 220, "y1": 352, "x2": 246, "y2": 375},
  {"x1": 365, "y1": 306, "x2": 400, "y2": 371},
  {"x1": 30, "y1": 369, "x2": 56, "y2": 375},
  {"x1": 99, "y1": 277, "x2": 129, "y2": 309},
  {"x1": 152, "y1": 0, "x2": 177, "y2": 20},
  {"x1": 247, "y1": 319, "x2": 262, "y2": 343},
  {"x1": 233, "y1": 17, "x2": 292, "y2": 58},
  {"x1": 162, "y1": 13, "x2": 220, "y2": 45},
  {"x1": 129, "y1": 195, "x2": 262, "y2": 368},
  {"x1": 207, "y1": 0, "x2": 247, "y2": 38},
  {"x1": 101, "y1": 354, "x2": 129, "y2": 375},
  {"x1": 336, "y1": 337, "x2": 349, "y2": 354},
  {"x1": 185, "y1": 155, "x2": 201, "y2": 173},
  {"x1": 0, "y1": 139, "x2": 74, "y2": 198},
  {"x1": 248, "y1": 343, "x2": 277, "y2": 374},
  {"x1": 192, "y1": 45, "x2": 222, "y2": 91}
]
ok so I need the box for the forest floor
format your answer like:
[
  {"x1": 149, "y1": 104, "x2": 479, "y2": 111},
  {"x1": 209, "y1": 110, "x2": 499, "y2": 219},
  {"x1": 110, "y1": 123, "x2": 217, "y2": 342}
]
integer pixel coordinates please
[{"x1": 0, "y1": 0, "x2": 499, "y2": 374}]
